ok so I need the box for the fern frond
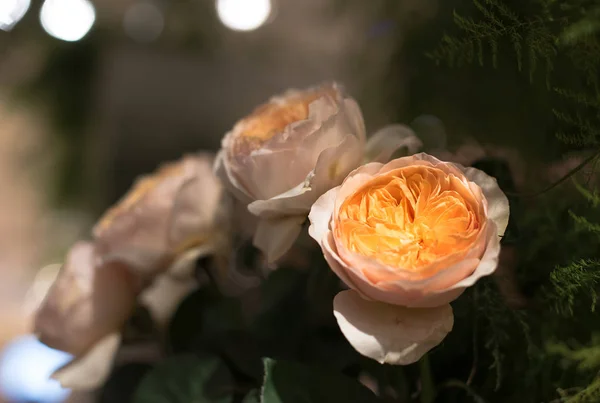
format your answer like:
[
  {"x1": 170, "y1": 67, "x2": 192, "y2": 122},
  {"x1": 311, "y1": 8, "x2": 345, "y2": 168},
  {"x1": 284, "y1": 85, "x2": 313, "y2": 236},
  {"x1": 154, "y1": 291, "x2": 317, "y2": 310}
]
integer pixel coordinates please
[
  {"x1": 554, "y1": 88, "x2": 600, "y2": 110},
  {"x1": 573, "y1": 180, "x2": 600, "y2": 208},
  {"x1": 553, "y1": 109, "x2": 600, "y2": 147},
  {"x1": 550, "y1": 259, "x2": 600, "y2": 315},
  {"x1": 565, "y1": 380, "x2": 600, "y2": 403},
  {"x1": 428, "y1": 0, "x2": 557, "y2": 82},
  {"x1": 569, "y1": 211, "x2": 600, "y2": 234},
  {"x1": 561, "y1": 5, "x2": 600, "y2": 45},
  {"x1": 547, "y1": 336, "x2": 600, "y2": 372}
]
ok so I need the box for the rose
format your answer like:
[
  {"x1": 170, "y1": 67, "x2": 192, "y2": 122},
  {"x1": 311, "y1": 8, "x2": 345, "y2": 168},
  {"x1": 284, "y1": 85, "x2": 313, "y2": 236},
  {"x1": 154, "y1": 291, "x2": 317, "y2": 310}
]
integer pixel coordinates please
[
  {"x1": 34, "y1": 242, "x2": 137, "y2": 388},
  {"x1": 93, "y1": 153, "x2": 229, "y2": 276},
  {"x1": 214, "y1": 82, "x2": 367, "y2": 263},
  {"x1": 308, "y1": 153, "x2": 509, "y2": 364},
  {"x1": 33, "y1": 153, "x2": 246, "y2": 389}
]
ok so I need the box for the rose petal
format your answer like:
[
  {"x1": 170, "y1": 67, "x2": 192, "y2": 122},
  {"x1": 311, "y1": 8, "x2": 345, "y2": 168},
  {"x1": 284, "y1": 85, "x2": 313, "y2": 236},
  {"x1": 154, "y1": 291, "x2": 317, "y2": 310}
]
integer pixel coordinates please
[
  {"x1": 139, "y1": 274, "x2": 199, "y2": 329},
  {"x1": 168, "y1": 158, "x2": 226, "y2": 249},
  {"x1": 333, "y1": 290, "x2": 453, "y2": 364},
  {"x1": 463, "y1": 166, "x2": 510, "y2": 237},
  {"x1": 343, "y1": 98, "x2": 367, "y2": 145},
  {"x1": 323, "y1": 222, "x2": 500, "y2": 308},
  {"x1": 165, "y1": 243, "x2": 214, "y2": 280},
  {"x1": 253, "y1": 216, "x2": 306, "y2": 263},
  {"x1": 245, "y1": 148, "x2": 302, "y2": 199},
  {"x1": 308, "y1": 187, "x2": 338, "y2": 243},
  {"x1": 51, "y1": 332, "x2": 121, "y2": 390},
  {"x1": 248, "y1": 133, "x2": 364, "y2": 221},
  {"x1": 247, "y1": 179, "x2": 313, "y2": 218},
  {"x1": 34, "y1": 242, "x2": 136, "y2": 355},
  {"x1": 365, "y1": 124, "x2": 423, "y2": 163},
  {"x1": 310, "y1": 133, "x2": 364, "y2": 196},
  {"x1": 214, "y1": 149, "x2": 254, "y2": 203}
]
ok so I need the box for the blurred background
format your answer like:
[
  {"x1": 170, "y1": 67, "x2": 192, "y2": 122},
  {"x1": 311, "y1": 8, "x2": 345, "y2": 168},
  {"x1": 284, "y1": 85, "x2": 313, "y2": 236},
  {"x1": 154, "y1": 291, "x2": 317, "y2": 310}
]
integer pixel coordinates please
[
  {"x1": 1, "y1": 0, "x2": 592, "y2": 401},
  {"x1": 0, "y1": 1, "x2": 438, "y2": 401}
]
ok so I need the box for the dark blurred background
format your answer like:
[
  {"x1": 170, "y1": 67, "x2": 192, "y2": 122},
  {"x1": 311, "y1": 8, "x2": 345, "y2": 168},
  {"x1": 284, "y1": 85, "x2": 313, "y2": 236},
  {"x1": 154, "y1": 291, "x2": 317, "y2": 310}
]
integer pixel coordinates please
[{"x1": 1, "y1": 0, "x2": 592, "y2": 401}]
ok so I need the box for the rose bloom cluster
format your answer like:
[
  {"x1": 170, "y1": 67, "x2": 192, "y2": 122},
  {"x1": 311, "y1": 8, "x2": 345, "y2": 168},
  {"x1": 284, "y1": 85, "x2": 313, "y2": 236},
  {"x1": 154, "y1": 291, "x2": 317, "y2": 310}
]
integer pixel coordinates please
[{"x1": 33, "y1": 82, "x2": 509, "y2": 388}]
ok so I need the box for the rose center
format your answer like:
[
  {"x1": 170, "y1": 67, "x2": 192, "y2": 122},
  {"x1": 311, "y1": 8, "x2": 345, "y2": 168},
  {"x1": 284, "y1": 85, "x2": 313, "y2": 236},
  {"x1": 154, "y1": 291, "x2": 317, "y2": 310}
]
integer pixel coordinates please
[
  {"x1": 95, "y1": 162, "x2": 184, "y2": 233},
  {"x1": 231, "y1": 87, "x2": 334, "y2": 155},
  {"x1": 335, "y1": 165, "x2": 483, "y2": 271}
]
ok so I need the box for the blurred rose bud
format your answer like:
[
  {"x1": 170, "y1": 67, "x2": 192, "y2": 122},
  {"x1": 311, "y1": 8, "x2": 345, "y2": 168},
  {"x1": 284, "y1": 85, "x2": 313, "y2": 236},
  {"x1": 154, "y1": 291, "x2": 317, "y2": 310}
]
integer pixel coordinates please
[
  {"x1": 215, "y1": 82, "x2": 367, "y2": 263},
  {"x1": 94, "y1": 152, "x2": 229, "y2": 277},
  {"x1": 33, "y1": 152, "x2": 248, "y2": 390},
  {"x1": 33, "y1": 242, "x2": 136, "y2": 389}
]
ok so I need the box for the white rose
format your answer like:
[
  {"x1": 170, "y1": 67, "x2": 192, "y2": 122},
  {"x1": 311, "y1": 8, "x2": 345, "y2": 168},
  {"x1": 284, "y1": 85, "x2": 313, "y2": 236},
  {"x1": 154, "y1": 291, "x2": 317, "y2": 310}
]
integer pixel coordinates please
[{"x1": 215, "y1": 82, "x2": 367, "y2": 263}]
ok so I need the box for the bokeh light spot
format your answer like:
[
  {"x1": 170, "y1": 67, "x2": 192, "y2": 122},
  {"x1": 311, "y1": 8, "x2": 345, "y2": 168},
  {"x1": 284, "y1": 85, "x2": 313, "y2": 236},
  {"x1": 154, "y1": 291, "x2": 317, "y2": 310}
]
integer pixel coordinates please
[
  {"x1": 0, "y1": 0, "x2": 31, "y2": 31},
  {"x1": 39, "y1": 0, "x2": 96, "y2": 42},
  {"x1": 123, "y1": 1, "x2": 164, "y2": 43},
  {"x1": 216, "y1": 0, "x2": 272, "y2": 32},
  {"x1": 0, "y1": 335, "x2": 72, "y2": 403}
]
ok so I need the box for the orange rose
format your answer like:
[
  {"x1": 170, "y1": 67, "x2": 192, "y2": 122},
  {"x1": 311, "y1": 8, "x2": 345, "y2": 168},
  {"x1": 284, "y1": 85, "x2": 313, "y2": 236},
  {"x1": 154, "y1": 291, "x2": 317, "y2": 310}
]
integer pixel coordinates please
[{"x1": 308, "y1": 153, "x2": 509, "y2": 364}]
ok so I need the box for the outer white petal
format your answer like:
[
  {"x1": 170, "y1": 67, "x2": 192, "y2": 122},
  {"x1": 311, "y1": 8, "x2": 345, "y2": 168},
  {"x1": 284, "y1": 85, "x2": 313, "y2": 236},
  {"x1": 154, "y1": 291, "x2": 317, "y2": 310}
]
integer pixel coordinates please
[
  {"x1": 247, "y1": 133, "x2": 363, "y2": 220},
  {"x1": 253, "y1": 216, "x2": 306, "y2": 264},
  {"x1": 333, "y1": 290, "x2": 453, "y2": 365},
  {"x1": 307, "y1": 187, "x2": 338, "y2": 243},
  {"x1": 214, "y1": 149, "x2": 254, "y2": 203},
  {"x1": 166, "y1": 243, "x2": 215, "y2": 280},
  {"x1": 51, "y1": 332, "x2": 121, "y2": 390},
  {"x1": 247, "y1": 179, "x2": 313, "y2": 218},
  {"x1": 309, "y1": 132, "x2": 364, "y2": 196},
  {"x1": 365, "y1": 124, "x2": 423, "y2": 163},
  {"x1": 34, "y1": 242, "x2": 136, "y2": 355},
  {"x1": 139, "y1": 273, "x2": 199, "y2": 329},
  {"x1": 343, "y1": 98, "x2": 367, "y2": 145},
  {"x1": 463, "y1": 166, "x2": 510, "y2": 237},
  {"x1": 168, "y1": 160, "x2": 226, "y2": 249}
]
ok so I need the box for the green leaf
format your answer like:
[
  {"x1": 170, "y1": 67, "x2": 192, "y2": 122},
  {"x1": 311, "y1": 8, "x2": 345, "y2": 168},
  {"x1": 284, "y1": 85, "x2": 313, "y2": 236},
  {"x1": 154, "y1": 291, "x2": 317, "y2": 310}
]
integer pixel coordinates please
[
  {"x1": 132, "y1": 354, "x2": 234, "y2": 403},
  {"x1": 260, "y1": 358, "x2": 382, "y2": 403}
]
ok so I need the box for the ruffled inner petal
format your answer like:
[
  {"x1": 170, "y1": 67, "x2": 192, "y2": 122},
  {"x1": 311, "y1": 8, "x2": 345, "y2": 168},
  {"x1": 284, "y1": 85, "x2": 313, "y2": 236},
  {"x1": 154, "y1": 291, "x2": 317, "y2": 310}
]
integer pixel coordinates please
[{"x1": 335, "y1": 165, "x2": 485, "y2": 278}]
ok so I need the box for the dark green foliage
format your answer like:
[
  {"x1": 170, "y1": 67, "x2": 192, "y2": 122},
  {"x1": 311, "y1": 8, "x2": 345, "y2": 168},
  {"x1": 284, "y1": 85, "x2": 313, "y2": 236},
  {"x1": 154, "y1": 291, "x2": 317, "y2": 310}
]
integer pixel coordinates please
[
  {"x1": 260, "y1": 358, "x2": 382, "y2": 403},
  {"x1": 133, "y1": 354, "x2": 234, "y2": 403},
  {"x1": 428, "y1": 0, "x2": 600, "y2": 151},
  {"x1": 428, "y1": 0, "x2": 557, "y2": 83},
  {"x1": 98, "y1": 363, "x2": 153, "y2": 403},
  {"x1": 550, "y1": 259, "x2": 600, "y2": 315},
  {"x1": 548, "y1": 333, "x2": 600, "y2": 372}
]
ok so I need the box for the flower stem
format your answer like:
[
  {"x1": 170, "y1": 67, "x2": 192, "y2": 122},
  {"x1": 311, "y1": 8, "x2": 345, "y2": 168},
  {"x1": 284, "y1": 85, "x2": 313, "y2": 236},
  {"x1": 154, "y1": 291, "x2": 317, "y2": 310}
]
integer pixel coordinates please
[{"x1": 419, "y1": 354, "x2": 436, "y2": 403}]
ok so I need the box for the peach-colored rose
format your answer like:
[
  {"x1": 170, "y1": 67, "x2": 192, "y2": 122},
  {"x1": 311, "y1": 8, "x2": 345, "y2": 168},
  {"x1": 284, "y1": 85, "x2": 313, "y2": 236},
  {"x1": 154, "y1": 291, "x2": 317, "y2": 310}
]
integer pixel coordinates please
[
  {"x1": 33, "y1": 152, "x2": 252, "y2": 390},
  {"x1": 215, "y1": 82, "x2": 367, "y2": 263},
  {"x1": 308, "y1": 153, "x2": 509, "y2": 364}
]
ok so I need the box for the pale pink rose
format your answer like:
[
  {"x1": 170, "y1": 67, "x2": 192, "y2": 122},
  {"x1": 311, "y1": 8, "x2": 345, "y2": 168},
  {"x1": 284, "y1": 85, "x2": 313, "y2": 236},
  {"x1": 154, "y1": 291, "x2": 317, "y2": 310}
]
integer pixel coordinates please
[
  {"x1": 215, "y1": 82, "x2": 367, "y2": 263},
  {"x1": 308, "y1": 153, "x2": 509, "y2": 364},
  {"x1": 33, "y1": 242, "x2": 136, "y2": 389},
  {"x1": 93, "y1": 153, "x2": 229, "y2": 276},
  {"x1": 33, "y1": 152, "x2": 252, "y2": 390}
]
